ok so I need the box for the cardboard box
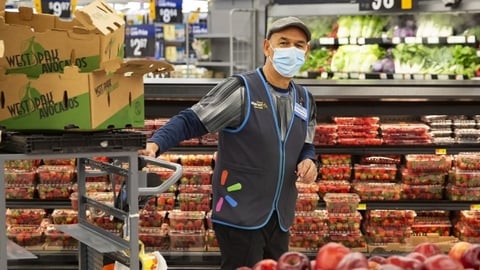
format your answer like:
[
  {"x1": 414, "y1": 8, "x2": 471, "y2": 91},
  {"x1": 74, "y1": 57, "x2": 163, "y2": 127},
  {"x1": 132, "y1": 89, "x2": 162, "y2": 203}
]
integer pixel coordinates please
[
  {"x1": 0, "y1": 0, "x2": 125, "y2": 78},
  {"x1": 0, "y1": 60, "x2": 173, "y2": 131}
]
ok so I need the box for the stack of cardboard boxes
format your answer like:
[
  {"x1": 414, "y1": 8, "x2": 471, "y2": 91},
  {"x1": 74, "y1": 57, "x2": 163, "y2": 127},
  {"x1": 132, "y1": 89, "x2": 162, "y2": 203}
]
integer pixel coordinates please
[{"x1": 0, "y1": 0, "x2": 173, "y2": 131}]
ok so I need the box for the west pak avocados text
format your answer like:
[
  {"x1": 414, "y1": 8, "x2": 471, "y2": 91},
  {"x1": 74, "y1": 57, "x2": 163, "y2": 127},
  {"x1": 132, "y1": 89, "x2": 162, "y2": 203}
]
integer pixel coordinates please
[
  {"x1": 8, "y1": 91, "x2": 80, "y2": 119},
  {"x1": 5, "y1": 49, "x2": 88, "y2": 72}
]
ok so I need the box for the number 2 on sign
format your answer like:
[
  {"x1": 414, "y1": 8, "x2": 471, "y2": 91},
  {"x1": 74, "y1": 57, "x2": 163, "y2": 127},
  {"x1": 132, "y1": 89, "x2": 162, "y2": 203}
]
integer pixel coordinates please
[
  {"x1": 130, "y1": 38, "x2": 148, "y2": 57},
  {"x1": 371, "y1": 0, "x2": 394, "y2": 10}
]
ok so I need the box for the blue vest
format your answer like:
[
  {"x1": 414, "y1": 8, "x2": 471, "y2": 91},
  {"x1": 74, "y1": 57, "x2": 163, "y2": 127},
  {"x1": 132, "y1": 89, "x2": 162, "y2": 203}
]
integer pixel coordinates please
[{"x1": 210, "y1": 68, "x2": 310, "y2": 231}]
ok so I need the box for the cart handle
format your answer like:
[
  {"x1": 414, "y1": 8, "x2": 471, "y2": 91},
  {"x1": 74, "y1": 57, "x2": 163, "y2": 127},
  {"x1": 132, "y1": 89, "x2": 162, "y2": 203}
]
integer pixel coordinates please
[{"x1": 137, "y1": 155, "x2": 183, "y2": 196}]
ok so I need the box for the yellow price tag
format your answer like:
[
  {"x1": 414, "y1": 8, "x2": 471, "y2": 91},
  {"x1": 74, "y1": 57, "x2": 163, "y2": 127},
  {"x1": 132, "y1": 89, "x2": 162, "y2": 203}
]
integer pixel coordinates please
[
  {"x1": 471, "y1": 204, "x2": 480, "y2": 210},
  {"x1": 357, "y1": 203, "x2": 367, "y2": 210},
  {"x1": 435, "y1": 149, "x2": 447, "y2": 155},
  {"x1": 401, "y1": 0, "x2": 413, "y2": 9}
]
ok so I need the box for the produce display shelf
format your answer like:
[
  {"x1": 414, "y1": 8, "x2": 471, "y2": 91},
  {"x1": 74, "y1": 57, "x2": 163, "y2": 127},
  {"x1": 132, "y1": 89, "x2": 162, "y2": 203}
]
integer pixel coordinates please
[
  {"x1": 318, "y1": 200, "x2": 480, "y2": 211},
  {"x1": 307, "y1": 71, "x2": 469, "y2": 81},
  {"x1": 315, "y1": 145, "x2": 480, "y2": 155},
  {"x1": 6, "y1": 199, "x2": 71, "y2": 209}
]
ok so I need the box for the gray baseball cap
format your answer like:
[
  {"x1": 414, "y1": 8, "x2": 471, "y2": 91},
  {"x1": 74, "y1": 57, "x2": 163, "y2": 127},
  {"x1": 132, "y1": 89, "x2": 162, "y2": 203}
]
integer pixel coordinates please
[{"x1": 266, "y1": 16, "x2": 311, "y2": 42}]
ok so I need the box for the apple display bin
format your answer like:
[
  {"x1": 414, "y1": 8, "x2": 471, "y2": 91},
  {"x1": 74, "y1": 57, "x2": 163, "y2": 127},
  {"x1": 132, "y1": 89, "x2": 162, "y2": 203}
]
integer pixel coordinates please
[{"x1": 0, "y1": 152, "x2": 181, "y2": 270}]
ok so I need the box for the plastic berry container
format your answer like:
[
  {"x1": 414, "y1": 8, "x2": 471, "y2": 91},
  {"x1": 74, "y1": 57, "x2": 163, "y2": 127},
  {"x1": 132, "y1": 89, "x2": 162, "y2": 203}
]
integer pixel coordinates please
[
  {"x1": 5, "y1": 184, "x2": 35, "y2": 200},
  {"x1": 139, "y1": 209, "x2": 166, "y2": 227},
  {"x1": 411, "y1": 218, "x2": 452, "y2": 236},
  {"x1": 37, "y1": 183, "x2": 72, "y2": 200},
  {"x1": 459, "y1": 210, "x2": 480, "y2": 226},
  {"x1": 404, "y1": 154, "x2": 452, "y2": 172},
  {"x1": 5, "y1": 159, "x2": 40, "y2": 170},
  {"x1": 7, "y1": 225, "x2": 44, "y2": 247},
  {"x1": 327, "y1": 211, "x2": 362, "y2": 232},
  {"x1": 169, "y1": 230, "x2": 205, "y2": 251},
  {"x1": 455, "y1": 153, "x2": 480, "y2": 170},
  {"x1": 6, "y1": 208, "x2": 46, "y2": 226},
  {"x1": 332, "y1": 117, "x2": 380, "y2": 125},
  {"x1": 450, "y1": 169, "x2": 480, "y2": 187},
  {"x1": 51, "y1": 209, "x2": 78, "y2": 225},
  {"x1": 168, "y1": 210, "x2": 206, "y2": 232},
  {"x1": 328, "y1": 231, "x2": 366, "y2": 248},
  {"x1": 144, "y1": 193, "x2": 176, "y2": 211},
  {"x1": 351, "y1": 182, "x2": 403, "y2": 201},
  {"x1": 37, "y1": 165, "x2": 76, "y2": 184},
  {"x1": 177, "y1": 193, "x2": 211, "y2": 211},
  {"x1": 446, "y1": 185, "x2": 480, "y2": 201},
  {"x1": 319, "y1": 165, "x2": 352, "y2": 180},
  {"x1": 319, "y1": 154, "x2": 351, "y2": 165},
  {"x1": 43, "y1": 158, "x2": 76, "y2": 166},
  {"x1": 402, "y1": 184, "x2": 444, "y2": 200},
  {"x1": 289, "y1": 230, "x2": 329, "y2": 251},
  {"x1": 365, "y1": 210, "x2": 416, "y2": 227},
  {"x1": 295, "y1": 193, "x2": 320, "y2": 211},
  {"x1": 178, "y1": 184, "x2": 213, "y2": 194},
  {"x1": 4, "y1": 168, "x2": 37, "y2": 185},
  {"x1": 317, "y1": 180, "x2": 351, "y2": 196},
  {"x1": 315, "y1": 123, "x2": 337, "y2": 134},
  {"x1": 353, "y1": 164, "x2": 397, "y2": 181},
  {"x1": 139, "y1": 226, "x2": 170, "y2": 251},
  {"x1": 323, "y1": 193, "x2": 360, "y2": 214},
  {"x1": 44, "y1": 225, "x2": 78, "y2": 249},
  {"x1": 179, "y1": 166, "x2": 213, "y2": 185},
  {"x1": 291, "y1": 210, "x2": 328, "y2": 233},
  {"x1": 359, "y1": 155, "x2": 401, "y2": 165},
  {"x1": 205, "y1": 229, "x2": 219, "y2": 251},
  {"x1": 400, "y1": 168, "x2": 446, "y2": 185}
]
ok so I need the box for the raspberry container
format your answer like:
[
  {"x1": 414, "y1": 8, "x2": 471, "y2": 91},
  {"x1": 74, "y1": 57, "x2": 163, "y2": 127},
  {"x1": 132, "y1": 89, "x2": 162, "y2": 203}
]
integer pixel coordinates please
[
  {"x1": 168, "y1": 210, "x2": 206, "y2": 232},
  {"x1": 323, "y1": 193, "x2": 360, "y2": 213}
]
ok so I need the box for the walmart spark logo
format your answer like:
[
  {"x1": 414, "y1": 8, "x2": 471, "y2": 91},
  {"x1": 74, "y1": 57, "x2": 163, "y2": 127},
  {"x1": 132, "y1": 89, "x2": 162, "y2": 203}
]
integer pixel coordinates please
[{"x1": 215, "y1": 169, "x2": 242, "y2": 212}]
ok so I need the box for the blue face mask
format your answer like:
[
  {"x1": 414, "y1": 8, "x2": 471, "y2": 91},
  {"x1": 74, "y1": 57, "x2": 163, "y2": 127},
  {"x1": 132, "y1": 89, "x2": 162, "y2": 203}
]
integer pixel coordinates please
[{"x1": 269, "y1": 44, "x2": 306, "y2": 78}]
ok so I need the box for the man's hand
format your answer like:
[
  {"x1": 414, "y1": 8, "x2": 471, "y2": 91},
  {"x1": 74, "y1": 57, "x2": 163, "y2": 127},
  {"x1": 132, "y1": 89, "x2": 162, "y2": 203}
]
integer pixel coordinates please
[
  {"x1": 296, "y1": 159, "x2": 318, "y2": 184},
  {"x1": 138, "y1": 142, "x2": 159, "y2": 158}
]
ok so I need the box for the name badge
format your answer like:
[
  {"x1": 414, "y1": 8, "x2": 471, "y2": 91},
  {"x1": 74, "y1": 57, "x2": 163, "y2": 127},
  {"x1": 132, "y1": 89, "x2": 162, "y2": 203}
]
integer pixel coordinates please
[{"x1": 294, "y1": 103, "x2": 307, "y2": 121}]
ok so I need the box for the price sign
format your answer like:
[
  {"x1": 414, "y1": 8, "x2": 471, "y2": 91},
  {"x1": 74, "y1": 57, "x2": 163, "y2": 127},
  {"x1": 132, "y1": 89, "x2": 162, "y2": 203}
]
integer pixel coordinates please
[
  {"x1": 152, "y1": 0, "x2": 183, "y2": 23},
  {"x1": 35, "y1": 0, "x2": 75, "y2": 18},
  {"x1": 125, "y1": 25, "x2": 156, "y2": 58},
  {"x1": 359, "y1": 0, "x2": 416, "y2": 11}
]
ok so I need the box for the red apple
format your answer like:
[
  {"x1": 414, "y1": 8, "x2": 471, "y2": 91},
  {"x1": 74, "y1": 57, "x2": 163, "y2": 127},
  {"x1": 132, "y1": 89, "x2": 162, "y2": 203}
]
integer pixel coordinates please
[
  {"x1": 406, "y1": 252, "x2": 427, "y2": 263},
  {"x1": 460, "y1": 244, "x2": 480, "y2": 269},
  {"x1": 423, "y1": 254, "x2": 464, "y2": 270},
  {"x1": 449, "y1": 242, "x2": 473, "y2": 262},
  {"x1": 315, "y1": 242, "x2": 350, "y2": 270},
  {"x1": 413, "y1": 242, "x2": 442, "y2": 258},
  {"x1": 276, "y1": 251, "x2": 311, "y2": 270},
  {"x1": 253, "y1": 259, "x2": 278, "y2": 270},
  {"x1": 335, "y1": 252, "x2": 368, "y2": 270},
  {"x1": 385, "y1": 255, "x2": 422, "y2": 270}
]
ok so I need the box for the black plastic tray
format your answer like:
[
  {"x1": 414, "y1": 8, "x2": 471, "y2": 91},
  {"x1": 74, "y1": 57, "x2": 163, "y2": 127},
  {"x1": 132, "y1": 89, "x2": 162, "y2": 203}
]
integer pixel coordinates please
[{"x1": 2, "y1": 131, "x2": 146, "y2": 154}]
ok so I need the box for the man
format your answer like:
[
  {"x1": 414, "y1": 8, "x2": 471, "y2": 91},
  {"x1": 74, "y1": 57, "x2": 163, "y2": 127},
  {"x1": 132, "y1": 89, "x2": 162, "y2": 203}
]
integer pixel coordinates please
[{"x1": 139, "y1": 16, "x2": 318, "y2": 269}]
